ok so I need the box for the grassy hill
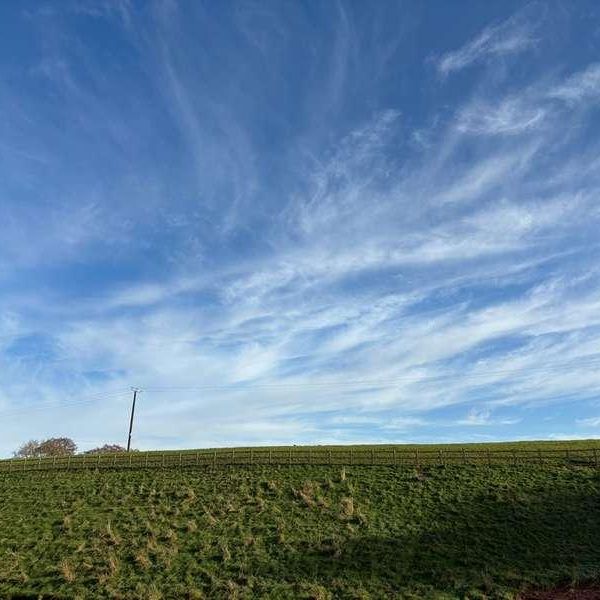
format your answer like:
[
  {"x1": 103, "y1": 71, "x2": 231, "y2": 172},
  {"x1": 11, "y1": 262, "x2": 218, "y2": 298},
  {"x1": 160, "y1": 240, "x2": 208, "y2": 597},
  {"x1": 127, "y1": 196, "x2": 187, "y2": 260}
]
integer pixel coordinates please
[{"x1": 0, "y1": 442, "x2": 599, "y2": 599}]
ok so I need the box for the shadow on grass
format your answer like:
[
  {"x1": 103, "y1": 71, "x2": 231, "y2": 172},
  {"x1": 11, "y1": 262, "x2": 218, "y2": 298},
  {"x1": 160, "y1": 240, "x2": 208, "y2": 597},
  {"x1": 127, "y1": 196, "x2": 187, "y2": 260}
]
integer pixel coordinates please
[{"x1": 250, "y1": 479, "x2": 600, "y2": 597}]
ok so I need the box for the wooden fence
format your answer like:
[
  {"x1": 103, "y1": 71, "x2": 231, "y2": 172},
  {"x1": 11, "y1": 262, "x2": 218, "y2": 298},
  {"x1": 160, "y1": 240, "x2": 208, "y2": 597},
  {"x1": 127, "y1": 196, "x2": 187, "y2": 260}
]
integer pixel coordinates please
[{"x1": 0, "y1": 446, "x2": 598, "y2": 473}]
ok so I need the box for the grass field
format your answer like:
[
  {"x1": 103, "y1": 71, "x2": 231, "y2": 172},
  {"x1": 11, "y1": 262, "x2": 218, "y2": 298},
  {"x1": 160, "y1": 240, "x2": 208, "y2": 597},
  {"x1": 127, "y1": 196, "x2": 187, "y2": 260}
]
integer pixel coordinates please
[{"x1": 0, "y1": 443, "x2": 599, "y2": 599}]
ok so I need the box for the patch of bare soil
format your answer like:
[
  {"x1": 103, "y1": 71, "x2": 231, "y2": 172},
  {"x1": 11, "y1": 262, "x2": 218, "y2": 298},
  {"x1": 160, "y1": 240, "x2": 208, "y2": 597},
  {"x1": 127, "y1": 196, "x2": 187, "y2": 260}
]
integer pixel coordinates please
[{"x1": 520, "y1": 585, "x2": 600, "y2": 599}]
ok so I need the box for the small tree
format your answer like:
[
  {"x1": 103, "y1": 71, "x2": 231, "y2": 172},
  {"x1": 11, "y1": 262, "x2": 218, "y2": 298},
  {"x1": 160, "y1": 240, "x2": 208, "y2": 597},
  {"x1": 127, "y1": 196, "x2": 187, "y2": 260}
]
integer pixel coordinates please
[
  {"x1": 13, "y1": 439, "x2": 42, "y2": 458},
  {"x1": 14, "y1": 437, "x2": 77, "y2": 458},
  {"x1": 84, "y1": 444, "x2": 128, "y2": 455}
]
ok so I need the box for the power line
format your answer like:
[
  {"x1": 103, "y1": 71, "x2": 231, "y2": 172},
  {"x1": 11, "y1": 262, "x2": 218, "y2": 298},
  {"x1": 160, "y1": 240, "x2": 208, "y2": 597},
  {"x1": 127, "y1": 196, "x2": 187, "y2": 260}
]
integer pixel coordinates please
[
  {"x1": 140, "y1": 355, "x2": 600, "y2": 393},
  {"x1": 0, "y1": 390, "x2": 132, "y2": 418},
  {"x1": 0, "y1": 354, "x2": 599, "y2": 421}
]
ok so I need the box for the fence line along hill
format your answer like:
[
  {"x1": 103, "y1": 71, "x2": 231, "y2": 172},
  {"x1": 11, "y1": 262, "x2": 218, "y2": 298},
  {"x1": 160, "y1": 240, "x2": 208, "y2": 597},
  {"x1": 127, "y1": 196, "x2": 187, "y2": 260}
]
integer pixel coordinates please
[{"x1": 1, "y1": 440, "x2": 599, "y2": 473}]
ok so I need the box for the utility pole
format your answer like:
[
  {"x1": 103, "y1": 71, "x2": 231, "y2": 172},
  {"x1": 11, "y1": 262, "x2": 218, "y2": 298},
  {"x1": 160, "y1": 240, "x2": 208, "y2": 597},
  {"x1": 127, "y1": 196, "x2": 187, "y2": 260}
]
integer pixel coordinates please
[{"x1": 127, "y1": 388, "x2": 140, "y2": 452}]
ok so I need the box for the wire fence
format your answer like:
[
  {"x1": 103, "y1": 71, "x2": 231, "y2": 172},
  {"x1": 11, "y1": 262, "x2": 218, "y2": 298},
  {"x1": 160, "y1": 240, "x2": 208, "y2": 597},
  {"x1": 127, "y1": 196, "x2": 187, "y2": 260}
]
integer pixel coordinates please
[{"x1": 0, "y1": 446, "x2": 599, "y2": 474}]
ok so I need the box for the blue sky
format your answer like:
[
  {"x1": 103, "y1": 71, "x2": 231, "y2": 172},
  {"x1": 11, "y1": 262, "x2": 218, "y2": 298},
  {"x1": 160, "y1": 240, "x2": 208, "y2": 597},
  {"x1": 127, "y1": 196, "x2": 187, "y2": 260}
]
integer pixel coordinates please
[{"x1": 1, "y1": 1, "x2": 600, "y2": 455}]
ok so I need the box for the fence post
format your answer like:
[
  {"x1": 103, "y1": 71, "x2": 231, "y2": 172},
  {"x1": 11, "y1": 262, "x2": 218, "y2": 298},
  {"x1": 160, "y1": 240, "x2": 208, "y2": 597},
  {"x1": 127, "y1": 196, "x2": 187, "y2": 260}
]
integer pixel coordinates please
[
  {"x1": 394, "y1": 449, "x2": 397, "y2": 466},
  {"x1": 269, "y1": 449, "x2": 272, "y2": 465},
  {"x1": 232, "y1": 448, "x2": 235, "y2": 465},
  {"x1": 145, "y1": 453, "x2": 149, "y2": 468},
  {"x1": 162, "y1": 452, "x2": 165, "y2": 468},
  {"x1": 328, "y1": 450, "x2": 332, "y2": 465},
  {"x1": 512, "y1": 451, "x2": 517, "y2": 466},
  {"x1": 372, "y1": 449, "x2": 375, "y2": 465},
  {"x1": 179, "y1": 452, "x2": 182, "y2": 467},
  {"x1": 213, "y1": 450, "x2": 217, "y2": 467},
  {"x1": 594, "y1": 448, "x2": 598, "y2": 469},
  {"x1": 350, "y1": 448, "x2": 353, "y2": 466},
  {"x1": 462, "y1": 449, "x2": 467, "y2": 465},
  {"x1": 196, "y1": 452, "x2": 199, "y2": 466},
  {"x1": 289, "y1": 447, "x2": 292, "y2": 466},
  {"x1": 38, "y1": 456, "x2": 42, "y2": 471},
  {"x1": 487, "y1": 449, "x2": 491, "y2": 467}
]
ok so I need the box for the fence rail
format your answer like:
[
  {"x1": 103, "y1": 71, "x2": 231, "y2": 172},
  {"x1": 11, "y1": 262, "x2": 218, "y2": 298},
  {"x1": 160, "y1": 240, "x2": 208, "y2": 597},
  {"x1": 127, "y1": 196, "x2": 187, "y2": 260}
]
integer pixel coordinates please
[{"x1": 0, "y1": 447, "x2": 598, "y2": 474}]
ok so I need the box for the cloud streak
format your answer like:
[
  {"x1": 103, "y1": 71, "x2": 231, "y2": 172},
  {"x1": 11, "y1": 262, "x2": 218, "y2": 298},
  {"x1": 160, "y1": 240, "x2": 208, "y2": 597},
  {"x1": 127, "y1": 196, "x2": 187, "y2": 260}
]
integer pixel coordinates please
[{"x1": 436, "y1": 5, "x2": 539, "y2": 76}]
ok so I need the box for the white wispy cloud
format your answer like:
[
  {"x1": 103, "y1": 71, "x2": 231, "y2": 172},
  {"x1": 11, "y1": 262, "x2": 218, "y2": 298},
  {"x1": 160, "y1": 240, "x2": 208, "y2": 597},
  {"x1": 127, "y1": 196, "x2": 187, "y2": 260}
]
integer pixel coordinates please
[
  {"x1": 578, "y1": 417, "x2": 600, "y2": 427},
  {"x1": 436, "y1": 6, "x2": 539, "y2": 76},
  {"x1": 456, "y1": 98, "x2": 547, "y2": 135},
  {"x1": 457, "y1": 408, "x2": 521, "y2": 426},
  {"x1": 549, "y1": 63, "x2": 600, "y2": 104}
]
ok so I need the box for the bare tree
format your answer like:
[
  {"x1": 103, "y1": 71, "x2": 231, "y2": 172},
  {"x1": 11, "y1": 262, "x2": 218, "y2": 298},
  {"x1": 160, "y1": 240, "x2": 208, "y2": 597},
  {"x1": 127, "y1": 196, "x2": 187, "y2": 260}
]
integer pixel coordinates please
[
  {"x1": 13, "y1": 439, "x2": 42, "y2": 458},
  {"x1": 37, "y1": 438, "x2": 77, "y2": 456},
  {"x1": 14, "y1": 437, "x2": 77, "y2": 458}
]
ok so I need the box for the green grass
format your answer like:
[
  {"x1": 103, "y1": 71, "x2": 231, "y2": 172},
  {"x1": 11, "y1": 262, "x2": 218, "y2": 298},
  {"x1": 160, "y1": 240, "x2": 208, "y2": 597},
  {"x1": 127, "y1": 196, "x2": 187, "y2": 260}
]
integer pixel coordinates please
[{"x1": 1, "y1": 446, "x2": 599, "y2": 599}]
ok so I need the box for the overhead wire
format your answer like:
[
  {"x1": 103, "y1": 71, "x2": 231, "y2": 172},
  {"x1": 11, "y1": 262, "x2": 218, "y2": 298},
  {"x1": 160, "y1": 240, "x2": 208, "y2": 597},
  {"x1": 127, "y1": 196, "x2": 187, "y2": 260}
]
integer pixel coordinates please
[
  {"x1": 0, "y1": 355, "x2": 599, "y2": 419},
  {"x1": 140, "y1": 354, "x2": 600, "y2": 393},
  {"x1": 0, "y1": 389, "x2": 132, "y2": 418}
]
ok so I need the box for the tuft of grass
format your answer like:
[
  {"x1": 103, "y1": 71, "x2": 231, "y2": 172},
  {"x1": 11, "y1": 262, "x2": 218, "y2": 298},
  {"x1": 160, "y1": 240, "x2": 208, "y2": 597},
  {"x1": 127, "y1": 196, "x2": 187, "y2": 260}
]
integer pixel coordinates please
[
  {"x1": 339, "y1": 496, "x2": 354, "y2": 520},
  {"x1": 135, "y1": 550, "x2": 152, "y2": 570},
  {"x1": 276, "y1": 521, "x2": 286, "y2": 545},
  {"x1": 303, "y1": 582, "x2": 333, "y2": 599},
  {"x1": 62, "y1": 514, "x2": 73, "y2": 533},
  {"x1": 106, "y1": 552, "x2": 119, "y2": 576},
  {"x1": 147, "y1": 532, "x2": 159, "y2": 552},
  {"x1": 255, "y1": 496, "x2": 266, "y2": 512},
  {"x1": 146, "y1": 583, "x2": 163, "y2": 600},
  {"x1": 59, "y1": 559, "x2": 76, "y2": 583},
  {"x1": 220, "y1": 542, "x2": 231, "y2": 563},
  {"x1": 185, "y1": 519, "x2": 198, "y2": 533},
  {"x1": 164, "y1": 527, "x2": 178, "y2": 544},
  {"x1": 294, "y1": 480, "x2": 328, "y2": 509},
  {"x1": 103, "y1": 520, "x2": 120, "y2": 546},
  {"x1": 203, "y1": 508, "x2": 217, "y2": 526}
]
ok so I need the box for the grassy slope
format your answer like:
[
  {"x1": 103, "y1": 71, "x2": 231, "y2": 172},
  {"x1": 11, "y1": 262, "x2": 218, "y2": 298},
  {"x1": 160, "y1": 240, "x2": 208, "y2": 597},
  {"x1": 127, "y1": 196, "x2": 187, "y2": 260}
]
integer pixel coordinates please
[{"x1": 1, "y1": 451, "x2": 599, "y2": 599}]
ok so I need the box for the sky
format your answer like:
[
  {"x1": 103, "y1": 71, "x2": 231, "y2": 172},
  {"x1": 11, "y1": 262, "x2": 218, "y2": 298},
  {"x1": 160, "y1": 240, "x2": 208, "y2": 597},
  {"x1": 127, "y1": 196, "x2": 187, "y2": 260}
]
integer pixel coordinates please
[{"x1": 1, "y1": 1, "x2": 600, "y2": 456}]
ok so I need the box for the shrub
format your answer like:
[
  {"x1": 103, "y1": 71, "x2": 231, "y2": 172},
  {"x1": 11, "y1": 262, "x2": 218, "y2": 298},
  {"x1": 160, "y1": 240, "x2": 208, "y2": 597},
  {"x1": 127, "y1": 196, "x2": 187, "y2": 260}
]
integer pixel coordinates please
[{"x1": 84, "y1": 444, "x2": 128, "y2": 455}]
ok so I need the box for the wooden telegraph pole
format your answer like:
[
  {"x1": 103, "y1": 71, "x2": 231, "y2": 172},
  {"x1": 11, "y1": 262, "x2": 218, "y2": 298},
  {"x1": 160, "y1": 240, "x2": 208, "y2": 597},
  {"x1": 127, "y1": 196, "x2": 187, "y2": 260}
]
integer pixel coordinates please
[{"x1": 127, "y1": 388, "x2": 140, "y2": 452}]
